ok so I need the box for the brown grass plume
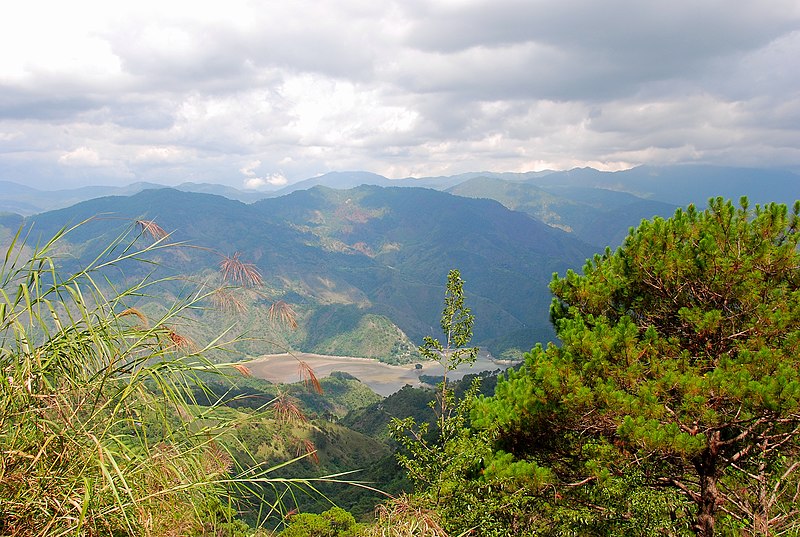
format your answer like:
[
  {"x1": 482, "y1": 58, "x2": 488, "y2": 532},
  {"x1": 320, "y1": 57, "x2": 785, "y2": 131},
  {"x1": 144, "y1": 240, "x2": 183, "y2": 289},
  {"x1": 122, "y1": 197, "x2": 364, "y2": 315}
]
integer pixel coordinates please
[
  {"x1": 269, "y1": 300, "x2": 298, "y2": 330},
  {"x1": 219, "y1": 252, "x2": 263, "y2": 287}
]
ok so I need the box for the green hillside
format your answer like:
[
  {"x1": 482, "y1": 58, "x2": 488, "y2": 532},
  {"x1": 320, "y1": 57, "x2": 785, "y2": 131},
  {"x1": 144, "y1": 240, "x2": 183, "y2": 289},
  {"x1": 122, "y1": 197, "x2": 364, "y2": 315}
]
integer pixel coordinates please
[
  {"x1": 253, "y1": 185, "x2": 593, "y2": 345},
  {"x1": 14, "y1": 185, "x2": 595, "y2": 359},
  {"x1": 448, "y1": 176, "x2": 678, "y2": 247}
]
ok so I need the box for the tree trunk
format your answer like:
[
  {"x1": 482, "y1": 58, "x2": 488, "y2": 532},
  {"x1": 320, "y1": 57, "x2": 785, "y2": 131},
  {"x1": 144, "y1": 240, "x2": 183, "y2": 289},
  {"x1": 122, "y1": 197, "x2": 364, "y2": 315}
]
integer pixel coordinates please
[
  {"x1": 695, "y1": 472, "x2": 719, "y2": 537},
  {"x1": 751, "y1": 446, "x2": 770, "y2": 537},
  {"x1": 693, "y1": 437, "x2": 723, "y2": 537}
]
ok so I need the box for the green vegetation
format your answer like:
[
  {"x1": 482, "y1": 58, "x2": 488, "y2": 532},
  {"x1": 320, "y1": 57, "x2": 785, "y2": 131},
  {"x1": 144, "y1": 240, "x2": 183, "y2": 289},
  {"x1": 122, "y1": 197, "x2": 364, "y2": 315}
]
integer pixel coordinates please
[
  {"x1": 416, "y1": 269, "x2": 479, "y2": 426},
  {"x1": 364, "y1": 198, "x2": 800, "y2": 537},
  {"x1": 0, "y1": 224, "x2": 229, "y2": 534},
  {"x1": 474, "y1": 198, "x2": 800, "y2": 536},
  {"x1": 0, "y1": 222, "x2": 360, "y2": 536},
  {"x1": 188, "y1": 371, "x2": 390, "y2": 521},
  {"x1": 196, "y1": 372, "x2": 382, "y2": 419},
  {"x1": 278, "y1": 506, "x2": 364, "y2": 536},
  {"x1": 15, "y1": 184, "x2": 595, "y2": 360},
  {"x1": 5, "y1": 192, "x2": 800, "y2": 536},
  {"x1": 387, "y1": 271, "x2": 532, "y2": 536},
  {"x1": 303, "y1": 307, "x2": 419, "y2": 364},
  {"x1": 448, "y1": 175, "x2": 678, "y2": 248}
]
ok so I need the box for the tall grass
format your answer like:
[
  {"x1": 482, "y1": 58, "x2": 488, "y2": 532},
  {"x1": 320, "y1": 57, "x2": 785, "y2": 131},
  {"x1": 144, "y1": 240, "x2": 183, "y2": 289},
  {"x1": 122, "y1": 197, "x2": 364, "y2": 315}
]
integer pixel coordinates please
[{"x1": 0, "y1": 220, "x2": 327, "y2": 536}]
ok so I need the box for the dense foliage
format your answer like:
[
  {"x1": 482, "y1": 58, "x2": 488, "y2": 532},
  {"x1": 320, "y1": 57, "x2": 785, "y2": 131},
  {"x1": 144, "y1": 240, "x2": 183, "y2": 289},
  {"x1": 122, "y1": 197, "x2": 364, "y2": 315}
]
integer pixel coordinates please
[
  {"x1": 0, "y1": 225, "x2": 246, "y2": 534},
  {"x1": 475, "y1": 198, "x2": 800, "y2": 536},
  {"x1": 277, "y1": 507, "x2": 364, "y2": 537}
]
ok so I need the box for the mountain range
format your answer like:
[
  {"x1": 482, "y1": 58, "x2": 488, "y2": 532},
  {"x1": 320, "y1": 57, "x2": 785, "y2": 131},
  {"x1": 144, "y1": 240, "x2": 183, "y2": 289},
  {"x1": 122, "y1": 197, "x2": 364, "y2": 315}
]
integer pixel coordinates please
[
  {"x1": 13, "y1": 184, "x2": 593, "y2": 358},
  {"x1": 2, "y1": 164, "x2": 797, "y2": 361},
  {"x1": 4, "y1": 164, "x2": 797, "y2": 218}
]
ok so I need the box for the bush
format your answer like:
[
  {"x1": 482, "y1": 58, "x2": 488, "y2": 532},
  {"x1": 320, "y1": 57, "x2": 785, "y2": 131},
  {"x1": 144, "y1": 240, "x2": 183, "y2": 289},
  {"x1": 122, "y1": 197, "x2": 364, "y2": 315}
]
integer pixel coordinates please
[{"x1": 278, "y1": 506, "x2": 364, "y2": 537}]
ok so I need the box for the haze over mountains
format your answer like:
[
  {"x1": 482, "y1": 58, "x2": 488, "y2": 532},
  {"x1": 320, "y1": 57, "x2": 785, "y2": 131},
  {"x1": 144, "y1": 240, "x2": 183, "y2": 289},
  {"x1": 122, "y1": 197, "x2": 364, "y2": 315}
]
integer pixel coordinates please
[
  {"x1": 3, "y1": 165, "x2": 798, "y2": 217},
  {"x1": 2, "y1": 164, "x2": 797, "y2": 360}
]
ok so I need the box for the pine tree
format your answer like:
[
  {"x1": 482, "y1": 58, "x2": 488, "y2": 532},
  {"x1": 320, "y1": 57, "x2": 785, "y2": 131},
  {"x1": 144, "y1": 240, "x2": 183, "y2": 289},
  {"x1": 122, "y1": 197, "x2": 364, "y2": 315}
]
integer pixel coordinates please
[{"x1": 475, "y1": 198, "x2": 800, "y2": 536}]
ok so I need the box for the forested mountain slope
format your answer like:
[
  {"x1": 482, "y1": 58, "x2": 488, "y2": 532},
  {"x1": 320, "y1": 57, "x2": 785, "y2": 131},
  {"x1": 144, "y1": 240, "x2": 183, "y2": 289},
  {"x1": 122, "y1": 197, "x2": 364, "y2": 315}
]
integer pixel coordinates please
[{"x1": 15, "y1": 185, "x2": 595, "y2": 357}]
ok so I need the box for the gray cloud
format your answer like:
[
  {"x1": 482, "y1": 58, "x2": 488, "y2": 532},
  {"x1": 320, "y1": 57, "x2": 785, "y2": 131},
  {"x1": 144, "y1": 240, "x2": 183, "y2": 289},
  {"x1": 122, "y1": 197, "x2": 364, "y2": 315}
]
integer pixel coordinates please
[
  {"x1": 0, "y1": 0, "x2": 798, "y2": 190},
  {"x1": 397, "y1": 1, "x2": 800, "y2": 100}
]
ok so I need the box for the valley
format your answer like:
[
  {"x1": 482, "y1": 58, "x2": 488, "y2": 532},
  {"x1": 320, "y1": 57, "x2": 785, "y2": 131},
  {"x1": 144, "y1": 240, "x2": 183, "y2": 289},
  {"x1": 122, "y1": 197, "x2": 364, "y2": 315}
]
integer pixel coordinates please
[{"x1": 7, "y1": 164, "x2": 795, "y2": 367}]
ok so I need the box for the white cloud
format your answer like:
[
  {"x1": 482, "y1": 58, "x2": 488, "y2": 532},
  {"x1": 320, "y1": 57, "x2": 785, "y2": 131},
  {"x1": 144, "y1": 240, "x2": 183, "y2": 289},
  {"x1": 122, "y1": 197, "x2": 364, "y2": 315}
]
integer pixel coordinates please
[
  {"x1": 58, "y1": 147, "x2": 103, "y2": 167},
  {"x1": 243, "y1": 173, "x2": 288, "y2": 190},
  {"x1": 134, "y1": 146, "x2": 185, "y2": 163},
  {"x1": 0, "y1": 1, "x2": 798, "y2": 189},
  {"x1": 243, "y1": 177, "x2": 266, "y2": 189},
  {"x1": 267, "y1": 173, "x2": 289, "y2": 186},
  {"x1": 240, "y1": 160, "x2": 261, "y2": 177},
  {"x1": 240, "y1": 160, "x2": 288, "y2": 189}
]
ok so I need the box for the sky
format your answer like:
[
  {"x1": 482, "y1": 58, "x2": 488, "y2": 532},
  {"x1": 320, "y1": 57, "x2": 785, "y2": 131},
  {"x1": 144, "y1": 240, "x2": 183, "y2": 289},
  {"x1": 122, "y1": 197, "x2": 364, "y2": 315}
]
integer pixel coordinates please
[{"x1": 1, "y1": 1, "x2": 799, "y2": 190}]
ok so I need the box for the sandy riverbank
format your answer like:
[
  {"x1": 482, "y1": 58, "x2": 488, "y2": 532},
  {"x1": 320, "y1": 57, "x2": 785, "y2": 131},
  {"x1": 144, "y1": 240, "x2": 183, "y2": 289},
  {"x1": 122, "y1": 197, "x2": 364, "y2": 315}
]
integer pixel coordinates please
[{"x1": 244, "y1": 351, "x2": 510, "y2": 397}]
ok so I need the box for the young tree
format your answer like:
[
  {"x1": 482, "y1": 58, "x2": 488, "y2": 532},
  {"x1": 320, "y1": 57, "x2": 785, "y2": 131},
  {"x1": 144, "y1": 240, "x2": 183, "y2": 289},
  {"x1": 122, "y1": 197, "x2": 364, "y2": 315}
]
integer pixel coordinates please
[
  {"x1": 418, "y1": 268, "x2": 479, "y2": 429},
  {"x1": 391, "y1": 269, "x2": 479, "y2": 488},
  {"x1": 475, "y1": 198, "x2": 800, "y2": 536},
  {"x1": 390, "y1": 271, "x2": 552, "y2": 536}
]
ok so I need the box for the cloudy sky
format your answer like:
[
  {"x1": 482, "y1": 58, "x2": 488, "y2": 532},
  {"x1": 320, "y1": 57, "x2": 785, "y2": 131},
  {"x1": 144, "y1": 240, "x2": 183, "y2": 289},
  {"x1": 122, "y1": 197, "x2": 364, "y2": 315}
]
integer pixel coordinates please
[{"x1": 1, "y1": 1, "x2": 798, "y2": 190}]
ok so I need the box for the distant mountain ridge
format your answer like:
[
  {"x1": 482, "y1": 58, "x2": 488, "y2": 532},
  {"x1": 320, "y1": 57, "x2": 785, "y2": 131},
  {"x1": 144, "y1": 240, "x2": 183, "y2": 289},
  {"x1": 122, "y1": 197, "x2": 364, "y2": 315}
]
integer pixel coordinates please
[
  {"x1": 447, "y1": 177, "x2": 680, "y2": 247},
  {"x1": 4, "y1": 165, "x2": 797, "y2": 359},
  {"x1": 3, "y1": 164, "x2": 796, "y2": 217},
  {"x1": 530, "y1": 165, "x2": 799, "y2": 207},
  {"x1": 0, "y1": 180, "x2": 268, "y2": 215},
  {"x1": 269, "y1": 170, "x2": 556, "y2": 196},
  {"x1": 13, "y1": 185, "x2": 596, "y2": 359}
]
